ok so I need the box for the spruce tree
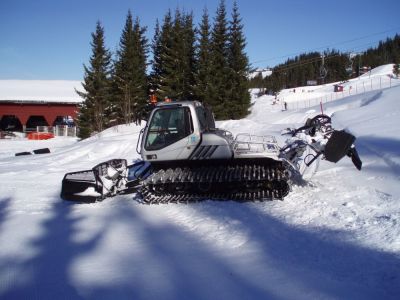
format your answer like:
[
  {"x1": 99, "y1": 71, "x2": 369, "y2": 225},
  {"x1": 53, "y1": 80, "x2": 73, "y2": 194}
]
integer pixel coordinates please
[
  {"x1": 194, "y1": 8, "x2": 213, "y2": 104},
  {"x1": 113, "y1": 11, "x2": 148, "y2": 125},
  {"x1": 132, "y1": 16, "x2": 149, "y2": 122},
  {"x1": 155, "y1": 9, "x2": 196, "y2": 101},
  {"x1": 226, "y1": 1, "x2": 250, "y2": 119},
  {"x1": 149, "y1": 19, "x2": 162, "y2": 96},
  {"x1": 76, "y1": 21, "x2": 112, "y2": 138},
  {"x1": 182, "y1": 12, "x2": 196, "y2": 100},
  {"x1": 75, "y1": 102, "x2": 92, "y2": 139},
  {"x1": 112, "y1": 11, "x2": 135, "y2": 124},
  {"x1": 161, "y1": 8, "x2": 184, "y2": 100},
  {"x1": 154, "y1": 10, "x2": 173, "y2": 100},
  {"x1": 209, "y1": 0, "x2": 230, "y2": 119}
]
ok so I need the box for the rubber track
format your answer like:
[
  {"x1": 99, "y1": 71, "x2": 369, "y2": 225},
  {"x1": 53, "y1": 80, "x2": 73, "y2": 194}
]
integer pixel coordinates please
[{"x1": 139, "y1": 163, "x2": 290, "y2": 204}]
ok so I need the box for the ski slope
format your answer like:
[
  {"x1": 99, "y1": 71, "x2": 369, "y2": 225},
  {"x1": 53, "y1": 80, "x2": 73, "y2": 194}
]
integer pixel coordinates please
[
  {"x1": 277, "y1": 64, "x2": 400, "y2": 110},
  {"x1": 0, "y1": 70, "x2": 400, "y2": 299}
]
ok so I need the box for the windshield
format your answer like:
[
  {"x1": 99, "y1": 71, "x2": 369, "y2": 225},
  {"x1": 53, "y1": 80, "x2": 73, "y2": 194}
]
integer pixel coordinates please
[{"x1": 145, "y1": 107, "x2": 193, "y2": 151}]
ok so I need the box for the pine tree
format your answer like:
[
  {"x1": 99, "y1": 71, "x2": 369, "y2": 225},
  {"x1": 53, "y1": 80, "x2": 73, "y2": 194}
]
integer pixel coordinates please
[
  {"x1": 182, "y1": 12, "x2": 196, "y2": 100},
  {"x1": 132, "y1": 16, "x2": 149, "y2": 122},
  {"x1": 226, "y1": 1, "x2": 250, "y2": 119},
  {"x1": 76, "y1": 21, "x2": 112, "y2": 138},
  {"x1": 209, "y1": 0, "x2": 230, "y2": 119},
  {"x1": 113, "y1": 11, "x2": 148, "y2": 125},
  {"x1": 112, "y1": 11, "x2": 135, "y2": 124},
  {"x1": 155, "y1": 9, "x2": 196, "y2": 101},
  {"x1": 161, "y1": 8, "x2": 185, "y2": 100},
  {"x1": 194, "y1": 8, "x2": 213, "y2": 104},
  {"x1": 75, "y1": 102, "x2": 92, "y2": 139},
  {"x1": 149, "y1": 19, "x2": 162, "y2": 96},
  {"x1": 154, "y1": 10, "x2": 173, "y2": 100}
]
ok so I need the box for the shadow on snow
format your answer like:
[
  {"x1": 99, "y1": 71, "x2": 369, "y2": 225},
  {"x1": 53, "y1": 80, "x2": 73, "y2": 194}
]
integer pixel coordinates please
[
  {"x1": 0, "y1": 197, "x2": 399, "y2": 300},
  {"x1": 357, "y1": 135, "x2": 400, "y2": 175},
  {"x1": 0, "y1": 197, "x2": 11, "y2": 235}
]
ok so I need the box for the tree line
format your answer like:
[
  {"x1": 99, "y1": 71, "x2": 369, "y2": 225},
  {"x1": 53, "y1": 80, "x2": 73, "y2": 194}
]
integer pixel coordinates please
[
  {"x1": 77, "y1": 0, "x2": 250, "y2": 139},
  {"x1": 250, "y1": 34, "x2": 400, "y2": 94}
]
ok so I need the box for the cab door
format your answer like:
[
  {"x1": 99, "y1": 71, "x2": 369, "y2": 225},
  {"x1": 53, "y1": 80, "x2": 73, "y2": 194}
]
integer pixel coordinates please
[{"x1": 142, "y1": 106, "x2": 199, "y2": 161}]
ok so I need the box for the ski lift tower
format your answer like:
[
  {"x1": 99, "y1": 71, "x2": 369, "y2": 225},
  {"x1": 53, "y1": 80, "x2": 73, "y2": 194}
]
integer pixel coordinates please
[
  {"x1": 353, "y1": 52, "x2": 363, "y2": 77},
  {"x1": 346, "y1": 52, "x2": 362, "y2": 77},
  {"x1": 319, "y1": 53, "x2": 328, "y2": 84},
  {"x1": 346, "y1": 52, "x2": 357, "y2": 76}
]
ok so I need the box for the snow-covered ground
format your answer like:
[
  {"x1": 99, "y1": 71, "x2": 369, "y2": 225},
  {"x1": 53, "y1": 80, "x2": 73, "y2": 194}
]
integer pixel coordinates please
[{"x1": 0, "y1": 69, "x2": 399, "y2": 299}]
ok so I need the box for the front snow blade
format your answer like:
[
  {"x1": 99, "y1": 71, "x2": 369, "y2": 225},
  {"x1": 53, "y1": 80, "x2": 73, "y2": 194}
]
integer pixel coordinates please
[
  {"x1": 61, "y1": 159, "x2": 145, "y2": 203},
  {"x1": 61, "y1": 159, "x2": 128, "y2": 202},
  {"x1": 61, "y1": 169, "x2": 101, "y2": 202}
]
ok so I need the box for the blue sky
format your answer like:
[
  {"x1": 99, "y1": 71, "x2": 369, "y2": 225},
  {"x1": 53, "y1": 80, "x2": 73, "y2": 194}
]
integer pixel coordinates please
[{"x1": 0, "y1": 0, "x2": 399, "y2": 80}]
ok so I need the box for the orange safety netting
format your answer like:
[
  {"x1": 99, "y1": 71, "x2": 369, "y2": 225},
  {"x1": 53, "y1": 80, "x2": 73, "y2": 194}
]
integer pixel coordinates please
[{"x1": 27, "y1": 132, "x2": 55, "y2": 140}]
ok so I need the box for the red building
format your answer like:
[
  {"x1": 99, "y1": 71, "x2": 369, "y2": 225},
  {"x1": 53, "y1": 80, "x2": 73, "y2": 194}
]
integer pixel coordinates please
[{"x1": 0, "y1": 80, "x2": 83, "y2": 131}]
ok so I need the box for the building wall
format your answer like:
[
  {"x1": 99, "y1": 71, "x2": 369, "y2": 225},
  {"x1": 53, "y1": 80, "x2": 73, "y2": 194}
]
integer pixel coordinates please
[{"x1": 0, "y1": 102, "x2": 79, "y2": 130}]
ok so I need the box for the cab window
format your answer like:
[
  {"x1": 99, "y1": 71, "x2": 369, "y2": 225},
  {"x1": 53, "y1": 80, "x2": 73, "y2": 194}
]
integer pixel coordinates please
[
  {"x1": 145, "y1": 107, "x2": 193, "y2": 151},
  {"x1": 195, "y1": 106, "x2": 216, "y2": 131}
]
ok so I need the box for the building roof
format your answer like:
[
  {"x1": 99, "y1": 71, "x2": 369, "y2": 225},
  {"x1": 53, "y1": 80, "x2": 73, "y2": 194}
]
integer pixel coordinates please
[{"x1": 0, "y1": 80, "x2": 84, "y2": 104}]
